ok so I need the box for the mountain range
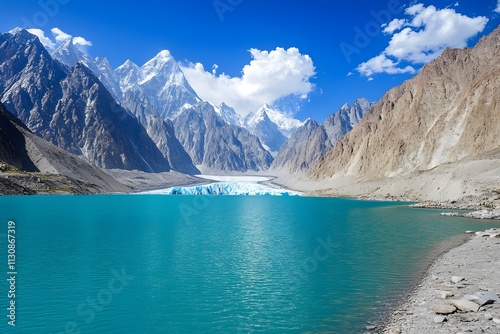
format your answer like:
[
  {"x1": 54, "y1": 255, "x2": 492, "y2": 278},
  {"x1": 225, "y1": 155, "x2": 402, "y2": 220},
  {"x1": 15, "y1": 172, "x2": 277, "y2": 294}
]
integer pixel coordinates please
[
  {"x1": 271, "y1": 98, "x2": 373, "y2": 173},
  {"x1": 1, "y1": 28, "x2": 356, "y2": 176},
  {"x1": 46, "y1": 32, "x2": 304, "y2": 171}
]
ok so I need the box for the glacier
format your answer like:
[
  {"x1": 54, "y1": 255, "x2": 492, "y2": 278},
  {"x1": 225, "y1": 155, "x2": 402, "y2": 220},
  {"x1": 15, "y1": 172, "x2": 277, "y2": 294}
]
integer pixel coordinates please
[{"x1": 142, "y1": 182, "x2": 301, "y2": 196}]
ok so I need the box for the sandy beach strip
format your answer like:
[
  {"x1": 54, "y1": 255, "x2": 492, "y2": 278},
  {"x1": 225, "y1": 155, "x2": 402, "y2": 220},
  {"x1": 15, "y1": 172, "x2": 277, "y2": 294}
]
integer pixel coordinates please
[{"x1": 382, "y1": 228, "x2": 500, "y2": 334}]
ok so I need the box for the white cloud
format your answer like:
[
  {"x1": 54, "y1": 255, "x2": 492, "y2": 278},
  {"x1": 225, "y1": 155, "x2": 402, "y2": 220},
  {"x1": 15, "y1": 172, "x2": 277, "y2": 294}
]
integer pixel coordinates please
[
  {"x1": 495, "y1": 0, "x2": 500, "y2": 13},
  {"x1": 383, "y1": 19, "x2": 406, "y2": 34},
  {"x1": 181, "y1": 47, "x2": 315, "y2": 116},
  {"x1": 357, "y1": 54, "x2": 416, "y2": 77},
  {"x1": 51, "y1": 27, "x2": 71, "y2": 43},
  {"x1": 27, "y1": 28, "x2": 56, "y2": 51},
  {"x1": 26, "y1": 27, "x2": 93, "y2": 54},
  {"x1": 72, "y1": 36, "x2": 92, "y2": 47},
  {"x1": 72, "y1": 36, "x2": 92, "y2": 53},
  {"x1": 347, "y1": 71, "x2": 354, "y2": 76},
  {"x1": 367, "y1": 77, "x2": 374, "y2": 81},
  {"x1": 357, "y1": 4, "x2": 488, "y2": 77}
]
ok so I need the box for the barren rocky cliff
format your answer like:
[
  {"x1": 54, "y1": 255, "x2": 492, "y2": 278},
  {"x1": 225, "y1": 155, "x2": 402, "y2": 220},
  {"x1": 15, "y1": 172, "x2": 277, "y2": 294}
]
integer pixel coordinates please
[
  {"x1": 297, "y1": 25, "x2": 500, "y2": 207},
  {"x1": 310, "y1": 26, "x2": 500, "y2": 181}
]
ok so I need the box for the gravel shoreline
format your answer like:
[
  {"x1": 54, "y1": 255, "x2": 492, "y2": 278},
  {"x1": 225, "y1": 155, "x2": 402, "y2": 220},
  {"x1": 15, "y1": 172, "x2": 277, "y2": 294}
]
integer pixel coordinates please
[{"x1": 382, "y1": 228, "x2": 500, "y2": 334}]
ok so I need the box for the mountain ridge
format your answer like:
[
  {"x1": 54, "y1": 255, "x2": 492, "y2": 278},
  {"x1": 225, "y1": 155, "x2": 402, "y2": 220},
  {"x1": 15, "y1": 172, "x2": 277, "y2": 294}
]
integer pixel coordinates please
[{"x1": 271, "y1": 98, "x2": 373, "y2": 173}]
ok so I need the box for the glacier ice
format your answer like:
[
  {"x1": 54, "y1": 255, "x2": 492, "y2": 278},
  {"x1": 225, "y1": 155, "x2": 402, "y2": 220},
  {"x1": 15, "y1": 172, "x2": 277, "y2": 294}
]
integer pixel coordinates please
[{"x1": 142, "y1": 182, "x2": 301, "y2": 196}]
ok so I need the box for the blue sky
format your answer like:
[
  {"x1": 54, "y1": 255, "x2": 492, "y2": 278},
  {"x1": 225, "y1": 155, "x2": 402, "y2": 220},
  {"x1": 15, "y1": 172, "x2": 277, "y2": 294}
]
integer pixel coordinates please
[{"x1": 1, "y1": 0, "x2": 499, "y2": 121}]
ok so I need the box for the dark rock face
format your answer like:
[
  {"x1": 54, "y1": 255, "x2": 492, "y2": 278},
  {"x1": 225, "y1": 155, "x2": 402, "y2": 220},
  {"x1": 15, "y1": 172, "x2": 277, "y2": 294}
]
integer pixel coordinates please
[
  {"x1": 0, "y1": 102, "x2": 38, "y2": 172},
  {"x1": 46, "y1": 35, "x2": 277, "y2": 173}
]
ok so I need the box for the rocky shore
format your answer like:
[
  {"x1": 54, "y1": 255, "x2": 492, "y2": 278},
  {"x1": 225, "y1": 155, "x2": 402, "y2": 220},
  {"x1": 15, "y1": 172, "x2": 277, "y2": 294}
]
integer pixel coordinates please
[
  {"x1": 0, "y1": 168, "x2": 207, "y2": 195},
  {"x1": 0, "y1": 171, "x2": 109, "y2": 195},
  {"x1": 382, "y1": 228, "x2": 500, "y2": 334}
]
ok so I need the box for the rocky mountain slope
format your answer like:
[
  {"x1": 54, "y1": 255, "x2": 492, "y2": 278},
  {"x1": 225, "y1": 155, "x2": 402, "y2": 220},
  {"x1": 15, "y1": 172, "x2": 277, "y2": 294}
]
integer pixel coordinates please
[
  {"x1": 52, "y1": 38, "x2": 123, "y2": 100},
  {"x1": 271, "y1": 119, "x2": 332, "y2": 173},
  {"x1": 173, "y1": 102, "x2": 273, "y2": 172},
  {"x1": 323, "y1": 98, "x2": 372, "y2": 143},
  {"x1": 0, "y1": 29, "x2": 171, "y2": 173},
  {"x1": 212, "y1": 103, "x2": 242, "y2": 126},
  {"x1": 305, "y1": 25, "x2": 500, "y2": 203},
  {"x1": 271, "y1": 98, "x2": 372, "y2": 173},
  {"x1": 0, "y1": 102, "x2": 128, "y2": 194}
]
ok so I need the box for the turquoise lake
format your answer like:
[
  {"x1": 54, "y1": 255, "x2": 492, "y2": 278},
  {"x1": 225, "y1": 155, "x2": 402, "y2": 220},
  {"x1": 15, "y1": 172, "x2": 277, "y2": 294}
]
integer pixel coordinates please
[{"x1": 1, "y1": 195, "x2": 500, "y2": 333}]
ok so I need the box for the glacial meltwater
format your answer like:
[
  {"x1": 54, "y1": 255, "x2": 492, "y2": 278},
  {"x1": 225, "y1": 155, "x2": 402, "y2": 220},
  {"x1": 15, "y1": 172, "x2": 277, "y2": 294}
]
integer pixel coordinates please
[{"x1": 1, "y1": 195, "x2": 500, "y2": 333}]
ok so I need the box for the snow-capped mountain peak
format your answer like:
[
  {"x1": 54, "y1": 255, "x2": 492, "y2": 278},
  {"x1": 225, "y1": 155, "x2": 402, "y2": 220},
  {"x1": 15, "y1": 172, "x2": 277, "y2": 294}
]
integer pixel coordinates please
[
  {"x1": 211, "y1": 102, "x2": 243, "y2": 126},
  {"x1": 113, "y1": 50, "x2": 200, "y2": 119},
  {"x1": 245, "y1": 108, "x2": 270, "y2": 128},
  {"x1": 141, "y1": 50, "x2": 175, "y2": 76},
  {"x1": 253, "y1": 104, "x2": 304, "y2": 138},
  {"x1": 50, "y1": 39, "x2": 123, "y2": 100},
  {"x1": 52, "y1": 38, "x2": 87, "y2": 67},
  {"x1": 154, "y1": 49, "x2": 173, "y2": 60},
  {"x1": 115, "y1": 60, "x2": 143, "y2": 93},
  {"x1": 7, "y1": 27, "x2": 23, "y2": 36},
  {"x1": 117, "y1": 59, "x2": 139, "y2": 70},
  {"x1": 243, "y1": 104, "x2": 304, "y2": 153}
]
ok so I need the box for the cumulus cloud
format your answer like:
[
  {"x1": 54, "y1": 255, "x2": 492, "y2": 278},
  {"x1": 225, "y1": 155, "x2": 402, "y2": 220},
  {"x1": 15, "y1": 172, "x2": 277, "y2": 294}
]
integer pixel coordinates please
[
  {"x1": 27, "y1": 27, "x2": 92, "y2": 54},
  {"x1": 357, "y1": 54, "x2": 416, "y2": 77},
  {"x1": 382, "y1": 19, "x2": 406, "y2": 34},
  {"x1": 181, "y1": 47, "x2": 315, "y2": 116},
  {"x1": 357, "y1": 4, "x2": 488, "y2": 77},
  {"x1": 72, "y1": 36, "x2": 92, "y2": 47},
  {"x1": 51, "y1": 27, "x2": 71, "y2": 43},
  {"x1": 72, "y1": 36, "x2": 92, "y2": 53}
]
